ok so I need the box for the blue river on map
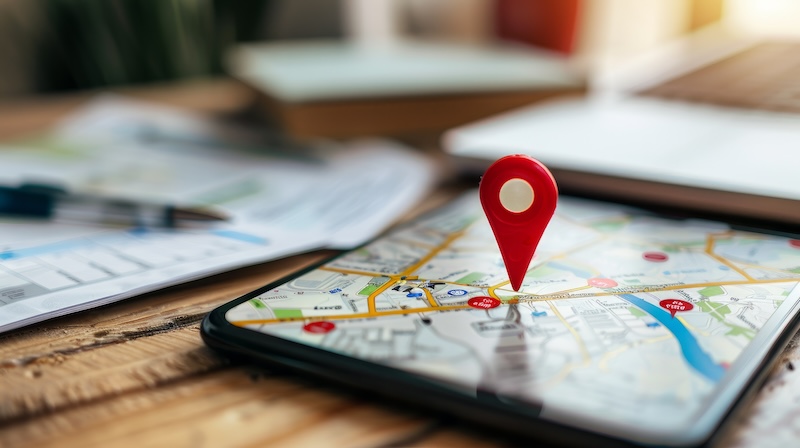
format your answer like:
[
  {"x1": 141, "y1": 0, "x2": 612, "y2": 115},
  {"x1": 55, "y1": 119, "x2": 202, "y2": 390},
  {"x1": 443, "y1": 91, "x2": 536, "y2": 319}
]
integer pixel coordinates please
[{"x1": 619, "y1": 294, "x2": 727, "y2": 383}]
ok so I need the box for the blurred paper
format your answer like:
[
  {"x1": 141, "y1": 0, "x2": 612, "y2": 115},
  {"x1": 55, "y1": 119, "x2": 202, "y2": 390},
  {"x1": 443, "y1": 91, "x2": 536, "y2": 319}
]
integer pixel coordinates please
[{"x1": 0, "y1": 96, "x2": 436, "y2": 333}]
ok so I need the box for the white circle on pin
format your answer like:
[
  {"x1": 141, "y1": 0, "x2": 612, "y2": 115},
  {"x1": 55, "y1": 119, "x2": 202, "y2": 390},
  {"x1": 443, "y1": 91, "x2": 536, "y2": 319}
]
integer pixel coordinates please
[{"x1": 499, "y1": 178, "x2": 534, "y2": 213}]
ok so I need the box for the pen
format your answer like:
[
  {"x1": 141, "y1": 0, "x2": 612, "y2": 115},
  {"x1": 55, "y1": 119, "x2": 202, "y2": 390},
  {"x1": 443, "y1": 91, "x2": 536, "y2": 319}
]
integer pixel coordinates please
[{"x1": 0, "y1": 183, "x2": 228, "y2": 228}]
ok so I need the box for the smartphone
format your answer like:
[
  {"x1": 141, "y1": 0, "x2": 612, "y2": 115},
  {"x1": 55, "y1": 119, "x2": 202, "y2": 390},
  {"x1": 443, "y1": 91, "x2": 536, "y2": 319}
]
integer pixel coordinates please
[{"x1": 202, "y1": 192, "x2": 800, "y2": 447}]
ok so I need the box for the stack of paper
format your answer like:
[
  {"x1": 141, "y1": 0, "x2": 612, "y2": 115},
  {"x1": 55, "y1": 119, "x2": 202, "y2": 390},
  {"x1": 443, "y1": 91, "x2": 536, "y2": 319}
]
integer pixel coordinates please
[{"x1": 0, "y1": 96, "x2": 437, "y2": 333}]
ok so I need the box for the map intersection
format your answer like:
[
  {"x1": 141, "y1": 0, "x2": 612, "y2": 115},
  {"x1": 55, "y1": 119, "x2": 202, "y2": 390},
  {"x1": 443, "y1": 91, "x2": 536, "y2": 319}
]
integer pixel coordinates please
[{"x1": 227, "y1": 192, "x2": 800, "y2": 433}]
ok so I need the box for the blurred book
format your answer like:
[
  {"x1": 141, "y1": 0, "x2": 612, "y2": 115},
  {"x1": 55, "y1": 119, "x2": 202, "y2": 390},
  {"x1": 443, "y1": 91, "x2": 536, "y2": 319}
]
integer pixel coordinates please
[
  {"x1": 227, "y1": 40, "x2": 584, "y2": 139},
  {"x1": 444, "y1": 39, "x2": 800, "y2": 226}
]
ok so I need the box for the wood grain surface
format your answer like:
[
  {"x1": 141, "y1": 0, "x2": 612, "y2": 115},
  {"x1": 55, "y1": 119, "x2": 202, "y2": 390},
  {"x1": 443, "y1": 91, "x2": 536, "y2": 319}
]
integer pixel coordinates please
[
  {"x1": 0, "y1": 250, "x2": 514, "y2": 448},
  {"x1": 2, "y1": 80, "x2": 800, "y2": 448}
]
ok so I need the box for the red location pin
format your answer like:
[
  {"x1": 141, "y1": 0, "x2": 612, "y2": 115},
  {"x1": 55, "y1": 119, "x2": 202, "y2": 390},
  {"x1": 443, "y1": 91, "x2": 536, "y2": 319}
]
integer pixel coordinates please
[{"x1": 480, "y1": 155, "x2": 558, "y2": 292}]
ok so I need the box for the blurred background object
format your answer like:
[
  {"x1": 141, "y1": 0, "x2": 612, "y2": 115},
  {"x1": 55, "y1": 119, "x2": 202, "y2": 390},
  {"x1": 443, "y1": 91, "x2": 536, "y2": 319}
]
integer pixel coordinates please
[
  {"x1": 31, "y1": 0, "x2": 236, "y2": 92},
  {"x1": 0, "y1": 1, "x2": 43, "y2": 97},
  {"x1": 441, "y1": 0, "x2": 800, "y2": 227},
  {"x1": 1, "y1": 0, "x2": 798, "y2": 95},
  {"x1": 11, "y1": 0, "x2": 279, "y2": 95},
  {"x1": 228, "y1": 39, "x2": 584, "y2": 139},
  {"x1": 1, "y1": 0, "x2": 799, "y2": 128},
  {"x1": 494, "y1": 0, "x2": 582, "y2": 54}
]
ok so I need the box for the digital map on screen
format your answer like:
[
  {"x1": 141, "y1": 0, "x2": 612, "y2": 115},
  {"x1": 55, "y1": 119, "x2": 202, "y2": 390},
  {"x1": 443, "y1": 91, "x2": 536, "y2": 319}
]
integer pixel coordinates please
[{"x1": 226, "y1": 192, "x2": 800, "y2": 433}]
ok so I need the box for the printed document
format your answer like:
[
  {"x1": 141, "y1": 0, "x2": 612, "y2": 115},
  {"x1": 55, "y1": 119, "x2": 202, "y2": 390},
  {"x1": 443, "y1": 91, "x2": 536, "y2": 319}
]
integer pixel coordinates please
[{"x1": 0, "y1": 97, "x2": 436, "y2": 332}]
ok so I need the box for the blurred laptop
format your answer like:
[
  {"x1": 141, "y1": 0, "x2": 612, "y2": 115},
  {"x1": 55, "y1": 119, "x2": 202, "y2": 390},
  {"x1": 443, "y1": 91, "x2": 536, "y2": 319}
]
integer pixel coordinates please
[{"x1": 444, "y1": 23, "x2": 800, "y2": 225}]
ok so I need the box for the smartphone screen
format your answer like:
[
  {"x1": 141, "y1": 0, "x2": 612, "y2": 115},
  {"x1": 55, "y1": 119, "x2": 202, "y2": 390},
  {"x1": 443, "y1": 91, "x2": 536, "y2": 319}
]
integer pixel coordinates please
[{"x1": 208, "y1": 192, "x2": 800, "y2": 446}]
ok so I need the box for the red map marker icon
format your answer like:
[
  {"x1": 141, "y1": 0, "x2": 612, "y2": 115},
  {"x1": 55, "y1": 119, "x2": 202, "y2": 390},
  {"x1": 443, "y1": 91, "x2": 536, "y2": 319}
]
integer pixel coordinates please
[
  {"x1": 468, "y1": 296, "x2": 501, "y2": 310},
  {"x1": 303, "y1": 321, "x2": 336, "y2": 334},
  {"x1": 659, "y1": 299, "x2": 694, "y2": 318},
  {"x1": 480, "y1": 155, "x2": 558, "y2": 292}
]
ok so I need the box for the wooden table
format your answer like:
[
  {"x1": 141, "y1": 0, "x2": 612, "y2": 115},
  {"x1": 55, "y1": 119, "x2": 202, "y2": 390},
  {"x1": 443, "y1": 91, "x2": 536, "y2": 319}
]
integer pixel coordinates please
[{"x1": 2, "y1": 80, "x2": 800, "y2": 447}]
